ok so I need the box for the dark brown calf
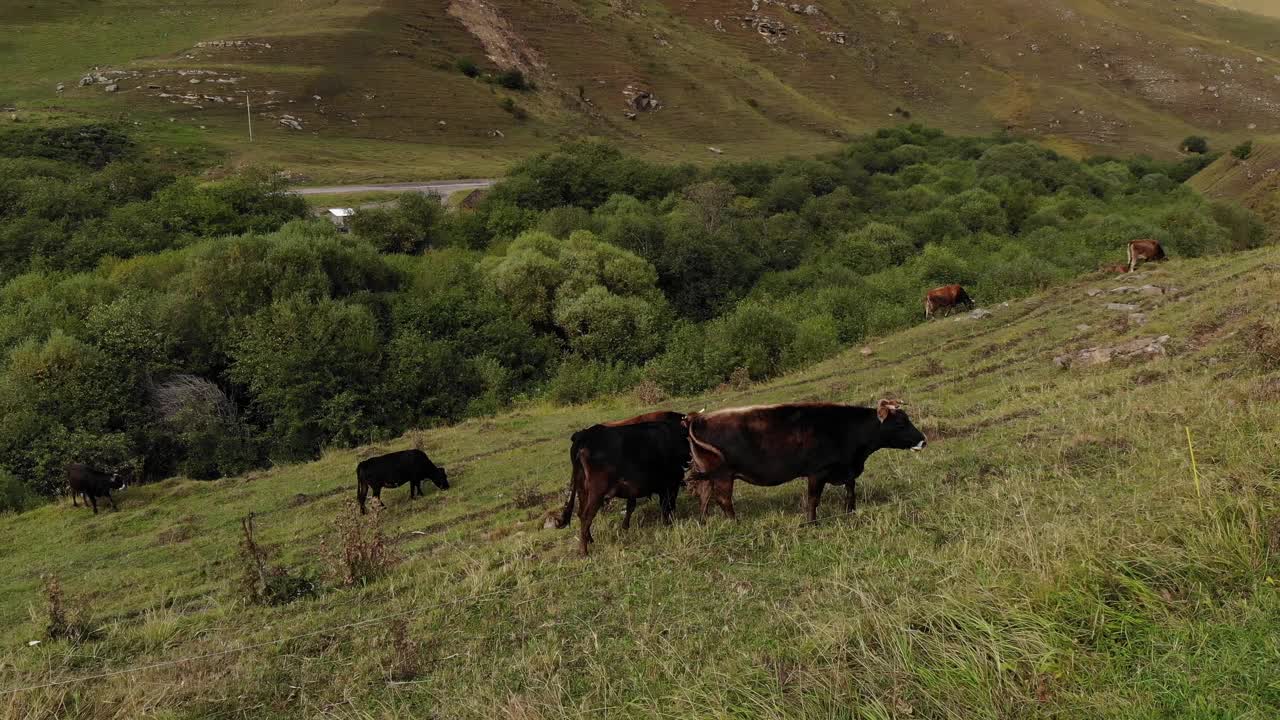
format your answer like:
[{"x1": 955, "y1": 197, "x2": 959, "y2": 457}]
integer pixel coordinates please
[
  {"x1": 1127, "y1": 239, "x2": 1166, "y2": 273},
  {"x1": 924, "y1": 284, "x2": 975, "y2": 319},
  {"x1": 554, "y1": 416, "x2": 689, "y2": 555}
]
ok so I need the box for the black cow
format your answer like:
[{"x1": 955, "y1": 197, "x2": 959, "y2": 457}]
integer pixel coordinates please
[
  {"x1": 356, "y1": 449, "x2": 449, "y2": 514},
  {"x1": 684, "y1": 400, "x2": 927, "y2": 522},
  {"x1": 553, "y1": 417, "x2": 690, "y2": 555},
  {"x1": 67, "y1": 463, "x2": 131, "y2": 514}
]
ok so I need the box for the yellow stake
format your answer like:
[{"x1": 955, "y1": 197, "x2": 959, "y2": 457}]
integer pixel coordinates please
[{"x1": 1185, "y1": 426, "x2": 1203, "y2": 511}]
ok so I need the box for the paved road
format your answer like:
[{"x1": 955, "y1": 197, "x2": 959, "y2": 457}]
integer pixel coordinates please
[{"x1": 292, "y1": 179, "x2": 495, "y2": 196}]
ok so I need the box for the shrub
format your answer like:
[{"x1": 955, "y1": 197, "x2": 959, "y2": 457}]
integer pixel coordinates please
[
  {"x1": 704, "y1": 300, "x2": 797, "y2": 381},
  {"x1": 548, "y1": 358, "x2": 640, "y2": 405},
  {"x1": 239, "y1": 514, "x2": 315, "y2": 605},
  {"x1": 499, "y1": 97, "x2": 528, "y2": 120},
  {"x1": 455, "y1": 57, "x2": 480, "y2": 78},
  {"x1": 1231, "y1": 140, "x2": 1253, "y2": 161},
  {"x1": 1181, "y1": 136, "x2": 1209, "y2": 154},
  {"x1": 784, "y1": 314, "x2": 841, "y2": 369},
  {"x1": 0, "y1": 468, "x2": 36, "y2": 513},
  {"x1": 0, "y1": 124, "x2": 134, "y2": 168},
  {"x1": 633, "y1": 378, "x2": 666, "y2": 404},
  {"x1": 327, "y1": 501, "x2": 399, "y2": 587},
  {"x1": 495, "y1": 68, "x2": 530, "y2": 90},
  {"x1": 42, "y1": 575, "x2": 92, "y2": 642}
]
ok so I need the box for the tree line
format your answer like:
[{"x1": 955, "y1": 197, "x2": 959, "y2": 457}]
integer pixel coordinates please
[{"x1": 0, "y1": 123, "x2": 1265, "y2": 509}]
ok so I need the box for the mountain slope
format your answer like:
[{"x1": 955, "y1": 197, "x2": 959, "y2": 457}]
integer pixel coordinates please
[
  {"x1": 5, "y1": 0, "x2": 1280, "y2": 181},
  {"x1": 1188, "y1": 137, "x2": 1280, "y2": 231},
  {"x1": 3, "y1": 245, "x2": 1279, "y2": 717}
]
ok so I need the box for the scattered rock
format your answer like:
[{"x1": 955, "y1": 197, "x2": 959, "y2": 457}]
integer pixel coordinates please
[
  {"x1": 1105, "y1": 302, "x2": 1140, "y2": 312},
  {"x1": 859, "y1": 346, "x2": 873, "y2": 356},
  {"x1": 194, "y1": 40, "x2": 272, "y2": 50},
  {"x1": 104, "y1": 83, "x2": 119, "y2": 93},
  {"x1": 624, "y1": 111, "x2": 638, "y2": 120},
  {"x1": 707, "y1": 146, "x2": 723, "y2": 154},
  {"x1": 437, "y1": 120, "x2": 447, "y2": 127},
  {"x1": 55, "y1": 83, "x2": 65, "y2": 93},
  {"x1": 189, "y1": 79, "x2": 202, "y2": 84},
  {"x1": 623, "y1": 86, "x2": 661, "y2": 112},
  {"x1": 820, "y1": 31, "x2": 847, "y2": 44},
  {"x1": 1137, "y1": 285, "x2": 1166, "y2": 297},
  {"x1": 278, "y1": 115, "x2": 303, "y2": 130},
  {"x1": 1054, "y1": 335, "x2": 1170, "y2": 369},
  {"x1": 489, "y1": 129, "x2": 505, "y2": 138},
  {"x1": 1086, "y1": 288, "x2": 1104, "y2": 297},
  {"x1": 1128, "y1": 313, "x2": 1148, "y2": 325},
  {"x1": 1076, "y1": 324, "x2": 1092, "y2": 332},
  {"x1": 953, "y1": 308, "x2": 993, "y2": 321}
]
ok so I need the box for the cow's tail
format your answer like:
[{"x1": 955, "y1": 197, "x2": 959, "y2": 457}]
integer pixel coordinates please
[
  {"x1": 685, "y1": 415, "x2": 725, "y2": 475},
  {"x1": 356, "y1": 469, "x2": 369, "y2": 514},
  {"x1": 555, "y1": 435, "x2": 584, "y2": 529}
]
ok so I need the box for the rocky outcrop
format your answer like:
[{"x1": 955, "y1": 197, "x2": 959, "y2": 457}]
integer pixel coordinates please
[
  {"x1": 624, "y1": 85, "x2": 661, "y2": 112},
  {"x1": 1054, "y1": 335, "x2": 1170, "y2": 369}
]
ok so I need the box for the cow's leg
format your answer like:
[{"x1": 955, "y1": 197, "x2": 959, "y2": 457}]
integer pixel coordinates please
[
  {"x1": 578, "y1": 489, "x2": 605, "y2": 556},
  {"x1": 844, "y1": 483, "x2": 856, "y2": 513},
  {"x1": 712, "y1": 476, "x2": 736, "y2": 520},
  {"x1": 374, "y1": 485, "x2": 386, "y2": 510},
  {"x1": 410, "y1": 479, "x2": 419, "y2": 500},
  {"x1": 576, "y1": 456, "x2": 607, "y2": 555},
  {"x1": 660, "y1": 487, "x2": 677, "y2": 525},
  {"x1": 621, "y1": 498, "x2": 637, "y2": 530},
  {"x1": 695, "y1": 474, "x2": 715, "y2": 521},
  {"x1": 89, "y1": 495, "x2": 99, "y2": 515},
  {"x1": 357, "y1": 477, "x2": 368, "y2": 514},
  {"x1": 805, "y1": 477, "x2": 826, "y2": 523},
  {"x1": 72, "y1": 493, "x2": 78, "y2": 507},
  {"x1": 106, "y1": 491, "x2": 118, "y2": 512}
]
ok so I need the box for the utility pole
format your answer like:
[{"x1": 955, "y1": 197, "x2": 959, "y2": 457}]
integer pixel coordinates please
[{"x1": 241, "y1": 91, "x2": 253, "y2": 142}]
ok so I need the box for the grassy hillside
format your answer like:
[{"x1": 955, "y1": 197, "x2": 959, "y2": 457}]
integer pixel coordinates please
[
  {"x1": 3, "y1": 246, "x2": 1279, "y2": 717},
  {"x1": 4, "y1": 0, "x2": 1280, "y2": 181},
  {"x1": 1188, "y1": 137, "x2": 1280, "y2": 232}
]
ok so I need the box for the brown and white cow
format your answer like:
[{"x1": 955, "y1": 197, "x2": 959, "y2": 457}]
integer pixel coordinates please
[
  {"x1": 683, "y1": 400, "x2": 926, "y2": 523},
  {"x1": 924, "y1": 284, "x2": 975, "y2": 319},
  {"x1": 1127, "y1": 239, "x2": 1166, "y2": 273}
]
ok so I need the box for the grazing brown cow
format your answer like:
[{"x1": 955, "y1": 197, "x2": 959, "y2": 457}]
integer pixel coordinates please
[
  {"x1": 924, "y1": 284, "x2": 975, "y2": 319},
  {"x1": 1127, "y1": 239, "x2": 1166, "y2": 273},
  {"x1": 684, "y1": 400, "x2": 926, "y2": 523},
  {"x1": 554, "y1": 414, "x2": 689, "y2": 555}
]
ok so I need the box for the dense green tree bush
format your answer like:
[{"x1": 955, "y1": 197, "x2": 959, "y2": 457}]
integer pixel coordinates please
[{"x1": 0, "y1": 125, "x2": 1267, "y2": 502}]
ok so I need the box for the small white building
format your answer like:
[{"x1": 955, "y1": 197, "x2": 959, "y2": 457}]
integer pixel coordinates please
[{"x1": 326, "y1": 207, "x2": 355, "y2": 231}]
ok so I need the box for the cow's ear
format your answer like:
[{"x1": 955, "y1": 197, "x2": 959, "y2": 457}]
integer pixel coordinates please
[{"x1": 877, "y1": 399, "x2": 901, "y2": 422}]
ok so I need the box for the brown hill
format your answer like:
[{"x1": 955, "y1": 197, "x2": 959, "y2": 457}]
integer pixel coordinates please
[{"x1": 6, "y1": 0, "x2": 1280, "y2": 181}]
